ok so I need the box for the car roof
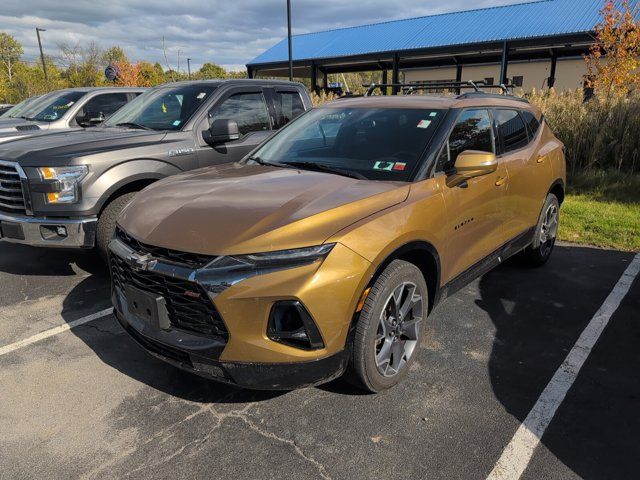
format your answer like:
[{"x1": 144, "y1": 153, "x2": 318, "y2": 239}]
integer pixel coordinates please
[
  {"x1": 323, "y1": 94, "x2": 540, "y2": 114},
  {"x1": 156, "y1": 79, "x2": 306, "y2": 88},
  {"x1": 54, "y1": 86, "x2": 147, "y2": 94}
]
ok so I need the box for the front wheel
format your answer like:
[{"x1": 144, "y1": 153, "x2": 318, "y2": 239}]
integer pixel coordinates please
[
  {"x1": 347, "y1": 260, "x2": 428, "y2": 393},
  {"x1": 521, "y1": 193, "x2": 560, "y2": 267},
  {"x1": 96, "y1": 192, "x2": 137, "y2": 261}
]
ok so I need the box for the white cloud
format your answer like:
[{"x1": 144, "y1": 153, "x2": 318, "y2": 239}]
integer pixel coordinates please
[{"x1": 1, "y1": 0, "x2": 524, "y2": 72}]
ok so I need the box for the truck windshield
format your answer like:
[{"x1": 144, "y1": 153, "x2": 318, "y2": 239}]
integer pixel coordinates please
[
  {"x1": 0, "y1": 96, "x2": 40, "y2": 119},
  {"x1": 104, "y1": 85, "x2": 217, "y2": 131},
  {"x1": 23, "y1": 91, "x2": 86, "y2": 122},
  {"x1": 251, "y1": 107, "x2": 445, "y2": 181}
]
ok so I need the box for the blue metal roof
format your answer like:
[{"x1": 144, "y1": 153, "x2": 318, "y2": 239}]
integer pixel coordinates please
[{"x1": 248, "y1": 0, "x2": 618, "y2": 66}]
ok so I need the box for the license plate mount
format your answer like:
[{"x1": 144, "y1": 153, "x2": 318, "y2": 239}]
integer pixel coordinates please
[{"x1": 124, "y1": 285, "x2": 171, "y2": 330}]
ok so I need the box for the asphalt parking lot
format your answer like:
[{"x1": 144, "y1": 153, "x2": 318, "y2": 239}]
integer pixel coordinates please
[{"x1": 1, "y1": 242, "x2": 638, "y2": 480}]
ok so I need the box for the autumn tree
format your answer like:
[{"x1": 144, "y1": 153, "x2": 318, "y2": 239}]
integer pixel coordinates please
[
  {"x1": 585, "y1": 0, "x2": 640, "y2": 95},
  {"x1": 0, "y1": 33, "x2": 23, "y2": 83},
  {"x1": 103, "y1": 46, "x2": 128, "y2": 65}
]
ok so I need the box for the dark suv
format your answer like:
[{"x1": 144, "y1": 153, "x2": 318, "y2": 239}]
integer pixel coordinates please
[{"x1": 0, "y1": 80, "x2": 311, "y2": 257}]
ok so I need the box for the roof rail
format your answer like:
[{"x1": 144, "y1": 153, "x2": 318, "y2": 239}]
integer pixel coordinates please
[{"x1": 363, "y1": 81, "x2": 516, "y2": 97}]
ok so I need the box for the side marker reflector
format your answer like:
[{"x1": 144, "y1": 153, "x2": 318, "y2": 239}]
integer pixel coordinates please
[{"x1": 356, "y1": 287, "x2": 371, "y2": 313}]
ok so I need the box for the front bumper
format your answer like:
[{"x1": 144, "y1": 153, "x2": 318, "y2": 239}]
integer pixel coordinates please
[{"x1": 0, "y1": 212, "x2": 97, "y2": 248}]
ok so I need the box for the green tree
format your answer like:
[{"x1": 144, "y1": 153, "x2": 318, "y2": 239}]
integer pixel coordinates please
[
  {"x1": 196, "y1": 62, "x2": 226, "y2": 79},
  {"x1": 0, "y1": 32, "x2": 23, "y2": 83},
  {"x1": 103, "y1": 46, "x2": 128, "y2": 65}
]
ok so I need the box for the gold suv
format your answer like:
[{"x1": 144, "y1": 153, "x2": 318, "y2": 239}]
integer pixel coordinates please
[{"x1": 110, "y1": 88, "x2": 565, "y2": 392}]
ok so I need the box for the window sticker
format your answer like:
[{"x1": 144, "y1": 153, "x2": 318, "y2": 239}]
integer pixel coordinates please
[
  {"x1": 373, "y1": 161, "x2": 406, "y2": 172},
  {"x1": 197, "y1": 92, "x2": 207, "y2": 100},
  {"x1": 417, "y1": 119, "x2": 432, "y2": 129},
  {"x1": 429, "y1": 112, "x2": 438, "y2": 117},
  {"x1": 172, "y1": 120, "x2": 181, "y2": 126}
]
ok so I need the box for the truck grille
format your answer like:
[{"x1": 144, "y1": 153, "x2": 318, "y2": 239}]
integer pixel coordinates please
[
  {"x1": 116, "y1": 228, "x2": 216, "y2": 269},
  {"x1": 0, "y1": 163, "x2": 26, "y2": 214},
  {"x1": 111, "y1": 254, "x2": 228, "y2": 339}
]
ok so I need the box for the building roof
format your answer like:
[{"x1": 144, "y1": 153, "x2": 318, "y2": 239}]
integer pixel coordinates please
[{"x1": 248, "y1": 0, "x2": 618, "y2": 66}]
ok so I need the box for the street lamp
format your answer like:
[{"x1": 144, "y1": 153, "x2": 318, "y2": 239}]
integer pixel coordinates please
[
  {"x1": 35, "y1": 27, "x2": 48, "y2": 81},
  {"x1": 287, "y1": 0, "x2": 293, "y2": 81},
  {"x1": 187, "y1": 58, "x2": 192, "y2": 79}
]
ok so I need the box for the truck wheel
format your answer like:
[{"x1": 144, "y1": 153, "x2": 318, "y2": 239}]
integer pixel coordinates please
[
  {"x1": 96, "y1": 192, "x2": 137, "y2": 261},
  {"x1": 521, "y1": 193, "x2": 560, "y2": 267},
  {"x1": 346, "y1": 260, "x2": 428, "y2": 393}
]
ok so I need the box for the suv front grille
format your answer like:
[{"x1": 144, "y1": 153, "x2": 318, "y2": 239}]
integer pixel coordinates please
[
  {"x1": 111, "y1": 254, "x2": 228, "y2": 339},
  {"x1": 0, "y1": 163, "x2": 26, "y2": 215},
  {"x1": 116, "y1": 228, "x2": 216, "y2": 269}
]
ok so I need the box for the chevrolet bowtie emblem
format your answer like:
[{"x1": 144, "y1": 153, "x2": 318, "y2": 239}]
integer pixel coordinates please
[{"x1": 125, "y1": 252, "x2": 156, "y2": 271}]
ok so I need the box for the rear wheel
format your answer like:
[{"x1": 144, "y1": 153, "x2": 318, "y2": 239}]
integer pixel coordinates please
[
  {"x1": 96, "y1": 192, "x2": 137, "y2": 261},
  {"x1": 347, "y1": 260, "x2": 428, "y2": 393},
  {"x1": 521, "y1": 193, "x2": 560, "y2": 266}
]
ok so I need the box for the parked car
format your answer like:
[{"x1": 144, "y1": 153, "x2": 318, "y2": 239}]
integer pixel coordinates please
[
  {"x1": 0, "y1": 87, "x2": 145, "y2": 144},
  {"x1": 111, "y1": 88, "x2": 566, "y2": 392},
  {"x1": 0, "y1": 104, "x2": 14, "y2": 116},
  {"x1": 0, "y1": 80, "x2": 311, "y2": 258}
]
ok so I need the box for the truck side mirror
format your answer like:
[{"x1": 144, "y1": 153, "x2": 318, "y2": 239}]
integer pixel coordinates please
[
  {"x1": 78, "y1": 111, "x2": 105, "y2": 127},
  {"x1": 204, "y1": 119, "x2": 240, "y2": 144}
]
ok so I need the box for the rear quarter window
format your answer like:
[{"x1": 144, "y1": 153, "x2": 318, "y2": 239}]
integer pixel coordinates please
[
  {"x1": 495, "y1": 109, "x2": 529, "y2": 153},
  {"x1": 521, "y1": 110, "x2": 541, "y2": 141}
]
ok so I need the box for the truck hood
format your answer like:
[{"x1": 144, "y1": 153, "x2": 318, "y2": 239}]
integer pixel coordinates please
[
  {"x1": 0, "y1": 127, "x2": 168, "y2": 166},
  {"x1": 119, "y1": 162, "x2": 410, "y2": 256},
  {"x1": 0, "y1": 121, "x2": 47, "y2": 144}
]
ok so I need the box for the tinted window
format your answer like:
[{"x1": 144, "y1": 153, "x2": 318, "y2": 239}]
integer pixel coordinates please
[
  {"x1": 521, "y1": 110, "x2": 541, "y2": 140},
  {"x1": 105, "y1": 85, "x2": 216, "y2": 131},
  {"x1": 209, "y1": 92, "x2": 270, "y2": 136},
  {"x1": 495, "y1": 109, "x2": 528, "y2": 153},
  {"x1": 80, "y1": 93, "x2": 129, "y2": 119},
  {"x1": 251, "y1": 107, "x2": 444, "y2": 182},
  {"x1": 275, "y1": 91, "x2": 305, "y2": 126},
  {"x1": 439, "y1": 109, "x2": 494, "y2": 171}
]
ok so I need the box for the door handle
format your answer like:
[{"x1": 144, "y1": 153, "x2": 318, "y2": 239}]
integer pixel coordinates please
[{"x1": 495, "y1": 176, "x2": 507, "y2": 187}]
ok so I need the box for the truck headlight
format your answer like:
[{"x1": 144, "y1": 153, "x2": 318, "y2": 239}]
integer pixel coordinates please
[
  {"x1": 38, "y1": 166, "x2": 88, "y2": 204},
  {"x1": 195, "y1": 244, "x2": 336, "y2": 298}
]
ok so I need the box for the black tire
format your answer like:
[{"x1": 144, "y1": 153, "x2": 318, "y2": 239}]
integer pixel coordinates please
[
  {"x1": 521, "y1": 193, "x2": 560, "y2": 267},
  {"x1": 96, "y1": 192, "x2": 137, "y2": 261},
  {"x1": 346, "y1": 260, "x2": 428, "y2": 393}
]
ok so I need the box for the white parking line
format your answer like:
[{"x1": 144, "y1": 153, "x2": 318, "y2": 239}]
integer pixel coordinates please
[
  {"x1": 487, "y1": 253, "x2": 640, "y2": 480},
  {"x1": 0, "y1": 308, "x2": 113, "y2": 357}
]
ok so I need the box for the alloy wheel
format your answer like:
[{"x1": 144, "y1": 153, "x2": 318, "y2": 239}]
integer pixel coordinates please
[{"x1": 539, "y1": 203, "x2": 559, "y2": 257}]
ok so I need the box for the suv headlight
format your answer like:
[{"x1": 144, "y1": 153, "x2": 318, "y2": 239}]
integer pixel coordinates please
[
  {"x1": 38, "y1": 166, "x2": 88, "y2": 204},
  {"x1": 195, "y1": 244, "x2": 336, "y2": 298}
]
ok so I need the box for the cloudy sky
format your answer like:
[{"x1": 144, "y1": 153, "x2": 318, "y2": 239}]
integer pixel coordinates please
[{"x1": 2, "y1": 0, "x2": 523, "y2": 72}]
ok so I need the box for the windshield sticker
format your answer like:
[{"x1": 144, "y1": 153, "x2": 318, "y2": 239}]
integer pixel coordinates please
[
  {"x1": 197, "y1": 92, "x2": 207, "y2": 99},
  {"x1": 161, "y1": 102, "x2": 167, "y2": 113},
  {"x1": 172, "y1": 120, "x2": 181, "y2": 126},
  {"x1": 373, "y1": 161, "x2": 406, "y2": 172},
  {"x1": 417, "y1": 119, "x2": 432, "y2": 129},
  {"x1": 429, "y1": 112, "x2": 438, "y2": 117}
]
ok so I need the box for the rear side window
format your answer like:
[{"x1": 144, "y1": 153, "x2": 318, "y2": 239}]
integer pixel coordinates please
[
  {"x1": 495, "y1": 109, "x2": 528, "y2": 153},
  {"x1": 521, "y1": 110, "x2": 541, "y2": 141},
  {"x1": 438, "y1": 109, "x2": 494, "y2": 171},
  {"x1": 209, "y1": 92, "x2": 270, "y2": 136},
  {"x1": 275, "y1": 91, "x2": 305, "y2": 126}
]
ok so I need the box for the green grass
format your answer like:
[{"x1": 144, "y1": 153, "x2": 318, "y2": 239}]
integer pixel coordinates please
[{"x1": 558, "y1": 171, "x2": 640, "y2": 252}]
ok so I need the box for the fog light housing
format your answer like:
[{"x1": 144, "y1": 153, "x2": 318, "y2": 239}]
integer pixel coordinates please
[
  {"x1": 40, "y1": 225, "x2": 68, "y2": 241},
  {"x1": 268, "y1": 301, "x2": 324, "y2": 350}
]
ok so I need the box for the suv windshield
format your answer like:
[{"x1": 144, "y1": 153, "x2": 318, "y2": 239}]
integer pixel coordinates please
[
  {"x1": 104, "y1": 84, "x2": 217, "y2": 131},
  {"x1": 23, "y1": 91, "x2": 85, "y2": 122},
  {"x1": 251, "y1": 107, "x2": 445, "y2": 181}
]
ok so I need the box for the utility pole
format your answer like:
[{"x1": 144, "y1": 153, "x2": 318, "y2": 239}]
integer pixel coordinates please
[
  {"x1": 36, "y1": 28, "x2": 48, "y2": 81},
  {"x1": 287, "y1": 0, "x2": 293, "y2": 81},
  {"x1": 187, "y1": 58, "x2": 192, "y2": 79}
]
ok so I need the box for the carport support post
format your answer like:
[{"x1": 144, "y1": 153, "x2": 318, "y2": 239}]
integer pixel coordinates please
[
  {"x1": 455, "y1": 61, "x2": 463, "y2": 94},
  {"x1": 247, "y1": 66, "x2": 254, "y2": 79},
  {"x1": 548, "y1": 51, "x2": 557, "y2": 88},
  {"x1": 392, "y1": 54, "x2": 400, "y2": 95},
  {"x1": 310, "y1": 62, "x2": 318, "y2": 95},
  {"x1": 500, "y1": 41, "x2": 509, "y2": 85},
  {"x1": 382, "y1": 69, "x2": 388, "y2": 95},
  {"x1": 321, "y1": 68, "x2": 328, "y2": 93}
]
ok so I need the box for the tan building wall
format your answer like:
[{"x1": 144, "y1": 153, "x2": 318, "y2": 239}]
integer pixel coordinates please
[{"x1": 402, "y1": 58, "x2": 587, "y2": 92}]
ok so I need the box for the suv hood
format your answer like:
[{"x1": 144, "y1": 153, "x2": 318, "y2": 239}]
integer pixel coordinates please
[
  {"x1": 119, "y1": 163, "x2": 410, "y2": 256},
  {"x1": 0, "y1": 127, "x2": 167, "y2": 166}
]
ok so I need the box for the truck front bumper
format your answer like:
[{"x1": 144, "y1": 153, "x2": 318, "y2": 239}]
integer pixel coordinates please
[{"x1": 0, "y1": 212, "x2": 97, "y2": 248}]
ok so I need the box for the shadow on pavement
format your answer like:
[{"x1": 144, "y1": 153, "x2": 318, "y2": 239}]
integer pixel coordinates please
[{"x1": 477, "y1": 245, "x2": 638, "y2": 479}]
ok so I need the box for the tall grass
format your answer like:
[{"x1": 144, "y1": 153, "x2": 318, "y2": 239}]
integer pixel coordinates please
[{"x1": 527, "y1": 89, "x2": 640, "y2": 174}]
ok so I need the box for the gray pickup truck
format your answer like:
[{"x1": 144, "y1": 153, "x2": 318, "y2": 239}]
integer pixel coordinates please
[
  {"x1": 0, "y1": 79, "x2": 311, "y2": 257},
  {"x1": 0, "y1": 87, "x2": 146, "y2": 143}
]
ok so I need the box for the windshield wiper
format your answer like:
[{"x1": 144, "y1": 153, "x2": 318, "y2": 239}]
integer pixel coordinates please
[
  {"x1": 115, "y1": 122, "x2": 152, "y2": 131},
  {"x1": 284, "y1": 161, "x2": 367, "y2": 180},
  {"x1": 248, "y1": 156, "x2": 289, "y2": 168}
]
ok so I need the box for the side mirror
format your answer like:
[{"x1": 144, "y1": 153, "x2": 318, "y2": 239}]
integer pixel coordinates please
[
  {"x1": 78, "y1": 111, "x2": 105, "y2": 127},
  {"x1": 204, "y1": 119, "x2": 240, "y2": 144},
  {"x1": 447, "y1": 150, "x2": 497, "y2": 188}
]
